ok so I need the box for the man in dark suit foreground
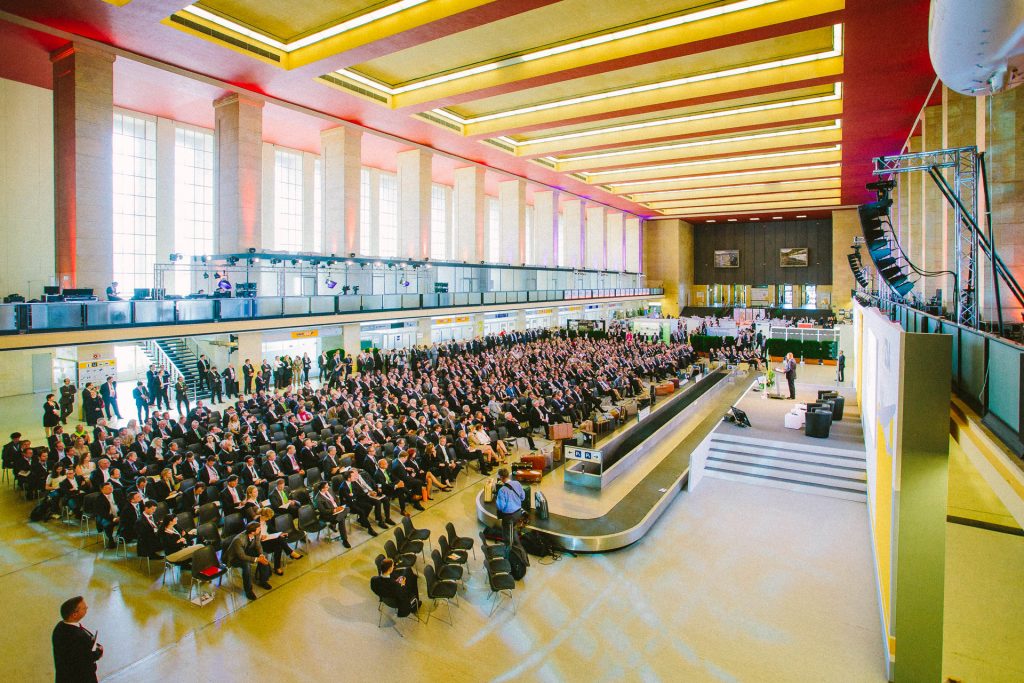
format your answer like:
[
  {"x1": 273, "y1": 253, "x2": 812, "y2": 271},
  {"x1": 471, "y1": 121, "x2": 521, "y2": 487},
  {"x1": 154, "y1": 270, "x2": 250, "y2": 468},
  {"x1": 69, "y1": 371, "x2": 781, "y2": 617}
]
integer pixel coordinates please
[{"x1": 52, "y1": 595, "x2": 102, "y2": 682}]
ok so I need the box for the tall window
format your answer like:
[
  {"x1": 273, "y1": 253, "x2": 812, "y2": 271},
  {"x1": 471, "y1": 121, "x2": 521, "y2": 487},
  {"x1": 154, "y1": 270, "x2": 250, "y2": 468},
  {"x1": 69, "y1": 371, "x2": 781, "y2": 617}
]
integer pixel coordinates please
[
  {"x1": 360, "y1": 168, "x2": 372, "y2": 255},
  {"x1": 173, "y1": 127, "x2": 214, "y2": 260},
  {"x1": 274, "y1": 149, "x2": 303, "y2": 251},
  {"x1": 112, "y1": 112, "x2": 157, "y2": 292},
  {"x1": 313, "y1": 158, "x2": 323, "y2": 253},
  {"x1": 487, "y1": 197, "x2": 500, "y2": 263},
  {"x1": 430, "y1": 183, "x2": 449, "y2": 260},
  {"x1": 779, "y1": 284, "x2": 794, "y2": 307},
  {"x1": 378, "y1": 172, "x2": 398, "y2": 257},
  {"x1": 803, "y1": 284, "x2": 817, "y2": 307}
]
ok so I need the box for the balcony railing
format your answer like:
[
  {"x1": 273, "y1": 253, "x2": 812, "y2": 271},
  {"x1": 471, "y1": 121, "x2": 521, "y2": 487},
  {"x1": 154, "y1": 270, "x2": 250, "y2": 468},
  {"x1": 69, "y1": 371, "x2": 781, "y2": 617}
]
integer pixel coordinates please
[{"x1": 0, "y1": 288, "x2": 663, "y2": 335}]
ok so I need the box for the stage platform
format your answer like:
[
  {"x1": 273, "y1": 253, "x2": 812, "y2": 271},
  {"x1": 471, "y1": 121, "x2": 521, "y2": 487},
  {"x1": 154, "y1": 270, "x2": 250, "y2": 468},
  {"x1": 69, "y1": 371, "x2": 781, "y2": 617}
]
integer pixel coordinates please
[{"x1": 476, "y1": 368, "x2": 751, "y2": 551}]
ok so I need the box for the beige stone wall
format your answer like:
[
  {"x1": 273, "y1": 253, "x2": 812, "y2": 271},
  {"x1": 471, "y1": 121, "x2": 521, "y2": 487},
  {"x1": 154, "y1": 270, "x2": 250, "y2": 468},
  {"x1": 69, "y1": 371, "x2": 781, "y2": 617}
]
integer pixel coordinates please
[
  {"x1": 642, "y1": 218, "x2": 693, "y2": 315},
  {"x1": 831, "y1": 209, "x2": 861, "y2": 312},
  {"x1": 985, "y1": 85, "x2": 1024, "y2": 323}
]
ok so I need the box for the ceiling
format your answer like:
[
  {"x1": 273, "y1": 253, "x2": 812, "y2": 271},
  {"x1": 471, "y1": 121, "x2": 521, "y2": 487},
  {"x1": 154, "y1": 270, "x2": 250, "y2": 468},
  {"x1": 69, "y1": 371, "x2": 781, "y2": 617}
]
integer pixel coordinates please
[{"x1": 0, "y1": 0, "x2": 936, "y2": 221}]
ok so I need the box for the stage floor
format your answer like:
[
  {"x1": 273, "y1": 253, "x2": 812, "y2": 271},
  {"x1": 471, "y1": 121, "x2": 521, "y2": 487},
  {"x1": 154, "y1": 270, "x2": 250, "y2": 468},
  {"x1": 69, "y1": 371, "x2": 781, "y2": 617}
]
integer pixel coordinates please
[{"x1": 714, "y1": 365, "x2": 864, "y2": 454}]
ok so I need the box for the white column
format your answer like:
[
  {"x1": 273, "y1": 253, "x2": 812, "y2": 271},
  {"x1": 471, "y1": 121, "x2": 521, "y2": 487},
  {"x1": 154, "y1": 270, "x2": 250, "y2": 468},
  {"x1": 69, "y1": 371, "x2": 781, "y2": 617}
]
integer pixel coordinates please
[
  {"x1": 213, "y1": 93, "x2": 264, "y2": 253},
  {"x1": 562, "y1": 199, "x2": 585, "y2": 268},
  {"x1": 585, "y1": 205, "x2": 606, "y2": 270},
  {"x1": 533, "y1": 190, "x2": 558, "y2": 267},
  {"x1": 453, "y1": 166, "x2": 485, "y2": 262},
  {"x1": 51, "y1": 43, "x2": 115, "y2": 291},
  {"x1": 301, "y1": 151, "x2": 317, "y2": 252},
  {"x1": 416, "y1": 318, "x2": 432, "y2": 345},
  {"x1": 606, "y1": 212, "x2": 624, "y2": 271},
  {"x1": 260, "y1": 142, "x2": 275, "y2": 249},
  {"x1": 321, "y1": 126, "x2": 361, "y2": 256},
  {"x1": 397, "y1": 148, "x2": 432, "y2": 260},
  {"x1": 624, "y1": 216, "x2": 641, "y2": 272},
  {"x1": 342, "y1": 323, "x2": 361, "y2": 366},
  {"x1": 498, "y1": 179, "x2": 526, "y2": 265}
]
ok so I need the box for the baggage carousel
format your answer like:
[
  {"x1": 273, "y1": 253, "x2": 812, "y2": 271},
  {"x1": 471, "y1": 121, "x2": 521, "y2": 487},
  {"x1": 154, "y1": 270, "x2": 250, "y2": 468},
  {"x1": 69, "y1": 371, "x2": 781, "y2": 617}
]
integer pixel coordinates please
[{"x1": 476, "y1": 367, "x2": 746, "y2": 551}]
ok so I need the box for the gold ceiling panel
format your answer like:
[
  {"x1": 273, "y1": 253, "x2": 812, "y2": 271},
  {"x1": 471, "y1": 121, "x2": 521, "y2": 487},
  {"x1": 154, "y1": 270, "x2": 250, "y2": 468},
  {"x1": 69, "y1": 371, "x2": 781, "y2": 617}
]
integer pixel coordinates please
[
  {"x1": 591, "y1": 145, "x2": 841, "y2": 185},
  {"x1": 336, "y1": 0, "x2": 845, "y2": 109},
  {"x1": 664, "y1": 196, "x2": 842, "y2": 215},
  {"x1": 450, "y1": 24, "x2": 839, "y2": 122},
  {"x1": 645, "y1": 187, "x2": 841, "y2": 209},
  {"x1": 196, "y1": 0, "x2": 387, "y2": 42},
  {"x1": 605, "y1": 163, "x2": 840, "y2": 195},
  {"x1": 628, "y1": 177, "x2": 841, "y2": 203},
  {"x1": 552, "y1": 121, "x2": 842, "y2": 173}
]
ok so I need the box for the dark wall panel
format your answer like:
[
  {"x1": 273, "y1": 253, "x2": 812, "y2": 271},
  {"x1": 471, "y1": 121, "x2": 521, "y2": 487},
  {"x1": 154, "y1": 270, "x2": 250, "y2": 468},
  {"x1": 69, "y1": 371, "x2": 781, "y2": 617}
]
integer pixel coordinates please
[{"x1": 693, "y1": 218, "x2": 833, "y2": 284}]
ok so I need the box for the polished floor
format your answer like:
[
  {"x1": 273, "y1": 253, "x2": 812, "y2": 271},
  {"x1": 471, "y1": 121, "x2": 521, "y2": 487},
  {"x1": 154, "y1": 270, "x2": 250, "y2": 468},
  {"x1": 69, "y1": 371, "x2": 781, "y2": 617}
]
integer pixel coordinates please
[{"x1": 0, "y1": 372, "x2": 1020, "y2": 681}]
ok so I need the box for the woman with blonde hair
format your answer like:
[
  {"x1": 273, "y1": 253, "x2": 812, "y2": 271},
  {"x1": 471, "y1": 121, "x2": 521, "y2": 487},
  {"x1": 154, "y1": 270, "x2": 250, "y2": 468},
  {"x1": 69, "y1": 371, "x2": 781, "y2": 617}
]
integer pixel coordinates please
[{"x1": 257, "y1": 507, "x2": 303, "y2": 575}]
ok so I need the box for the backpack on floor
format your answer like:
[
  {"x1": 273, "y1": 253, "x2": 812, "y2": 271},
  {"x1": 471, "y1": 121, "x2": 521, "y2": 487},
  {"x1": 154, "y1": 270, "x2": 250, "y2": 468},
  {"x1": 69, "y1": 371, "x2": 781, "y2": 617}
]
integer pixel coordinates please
[
  {"x1": 506, "y1": 543, "x2": 528, "y2": 580},
  {"x1": 520, "y1": 529, "x2": 554, "y2": 558},
  {"x1": 29, "y1": 498, "x2": 52, "y2": 522}
]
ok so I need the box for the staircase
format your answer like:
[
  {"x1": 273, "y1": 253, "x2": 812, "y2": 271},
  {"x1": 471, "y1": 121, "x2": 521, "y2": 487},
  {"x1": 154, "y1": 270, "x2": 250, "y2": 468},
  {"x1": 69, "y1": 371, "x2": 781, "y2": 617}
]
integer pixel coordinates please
[
  {"x1": 138, "y1": 338, "x2": 210, "y2": 401},
  {"x1": 701, "y1": 432, "x2": 867, "y2": 502}
]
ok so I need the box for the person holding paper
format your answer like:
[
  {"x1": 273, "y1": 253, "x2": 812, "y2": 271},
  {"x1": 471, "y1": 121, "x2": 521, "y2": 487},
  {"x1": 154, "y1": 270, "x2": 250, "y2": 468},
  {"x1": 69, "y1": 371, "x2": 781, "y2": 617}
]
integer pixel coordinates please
[
  {"x1": 52, "y1": 595, "x2": 102, "y2": 682},
  {"x1": 257, "y1": 507, "x2": 302, "y2": 575}
]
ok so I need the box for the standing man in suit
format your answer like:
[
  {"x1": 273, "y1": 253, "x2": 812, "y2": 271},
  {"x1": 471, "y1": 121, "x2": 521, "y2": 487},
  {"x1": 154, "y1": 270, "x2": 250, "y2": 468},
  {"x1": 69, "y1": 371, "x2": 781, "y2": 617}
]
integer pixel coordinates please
[
  {"x1": 837, "y1": 349, "x2": 846, "y2": 383},
  {"x1": 242, "y1": 359, "x2": 255, "y2": 395},
  {"x1": 52, "y1": 596, "x2": 103, "y2": 682},
  {"x1": 222, "y1": 365, "x2": 238, "y2": 400},
  {"x1": 222, "y1": 521, "x2": 272, "y2": 600},
  {"x1": 132, "y1": 382, "x2": 150, "y2": 422},
  {"x1": 207, "y1": 367, "x2": 223, "y2": 404},
  {"x1": 58, "y1": 378, "x2": 77, "y2": 425},
  {"x1": 99, "y1": 376, "x2": 122, "y2": 421},
  {"x1": 197, "y1": 354, "x2": 211, "y2": 393},
  {"x1": 782, "y1": 352, "x2": 797, "y2": 400}
]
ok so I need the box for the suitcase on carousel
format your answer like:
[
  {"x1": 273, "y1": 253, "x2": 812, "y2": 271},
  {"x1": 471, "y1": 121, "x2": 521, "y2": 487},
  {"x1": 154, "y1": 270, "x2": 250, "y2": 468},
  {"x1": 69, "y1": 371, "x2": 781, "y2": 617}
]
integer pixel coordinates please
[
  {"x1": 520, "y1": 453, "x2": 549, "y2": 473},
  {"x1": 513, "y1": 469, "x2": 543, "y2": 484},
  {"x1": 655, "y1": 381, "x2": 674, "y2": 395},
  {"x1": 548, "y1": 422, "x2": 573, "y2": 440}
]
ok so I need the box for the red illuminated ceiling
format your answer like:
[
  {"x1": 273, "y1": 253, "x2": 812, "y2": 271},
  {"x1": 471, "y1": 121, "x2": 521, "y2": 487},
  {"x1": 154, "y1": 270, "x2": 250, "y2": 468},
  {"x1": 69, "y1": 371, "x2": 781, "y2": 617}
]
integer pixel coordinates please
[{"x1": 0, "y1": 0, "x2": 936, "y2": 221}]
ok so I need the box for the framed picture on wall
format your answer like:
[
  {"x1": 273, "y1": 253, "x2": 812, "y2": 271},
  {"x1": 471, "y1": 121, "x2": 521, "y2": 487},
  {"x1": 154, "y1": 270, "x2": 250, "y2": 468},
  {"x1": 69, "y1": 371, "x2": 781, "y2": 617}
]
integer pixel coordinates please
[
  {"x1": 714, "y1": 250, "x2": 740, "y2": 268},
  {"x1": 780, "y1": 247, "x2": 809, "y2": 267}
]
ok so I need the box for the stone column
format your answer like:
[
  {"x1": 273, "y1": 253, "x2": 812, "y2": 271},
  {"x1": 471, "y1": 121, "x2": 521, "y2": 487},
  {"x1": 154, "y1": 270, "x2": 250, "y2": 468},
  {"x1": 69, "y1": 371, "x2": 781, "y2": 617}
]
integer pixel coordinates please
[
  {"x1": 51, "y1": 43, "x2": 115, "y2": 291},
  {"x1": 624, "y1": 216, "x2": 641, "y2": 272},
  {"x1": 154, "y1": 117, "x2": 176, "y2": 292},
  {"x1": 562, "y1": 199, "x2": 585, "y2": 268},
  {"x1": 214, "y1": 93, "x2": 264, "y2": 254},
  {"x1": 397, "y1": 148, "x2": 431, "y2": 260},
  {"x1": 234, "y1": 331, "x2": 262, "y2": 392},
  {"x1": 302, "y1": 152, "x2": 317, "y2": 252},
  {"x1": 498, "y1": 179, "x2": 526, "y2": 265},
  {"x1": 341, "y1": 323, "x2": 362, "y2": 364},
  {"x1": 605, "y1": 212, "x2": 624, "y2": 272},
  {"x1": 986, "y1": 85, "x2": 1024, "y2": 324},
  {"x1": 321, "y1": 127, "x2": 362, "y2": 256},
  {"x1": 453, "y1": 166, "x2": 485, "y2": 262},
  {"x1": 533, "y1": 190, "x2": 558, "y2": 267},
  {"x1": 923, "y1": 105, "x2": 944, "y2": 299},
  {"x1": 585, "y1": 205, "x2": 606, "y2": 270},
  {"x1": 416, "y1": 318, "x2": 432, "y2": 346}
]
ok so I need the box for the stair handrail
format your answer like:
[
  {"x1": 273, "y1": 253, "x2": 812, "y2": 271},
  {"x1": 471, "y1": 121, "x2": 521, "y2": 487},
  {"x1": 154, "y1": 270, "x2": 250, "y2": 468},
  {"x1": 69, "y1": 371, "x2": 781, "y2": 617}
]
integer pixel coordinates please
[{"x1": 141, "y1": 339, "x2": 186, "y2": 387}]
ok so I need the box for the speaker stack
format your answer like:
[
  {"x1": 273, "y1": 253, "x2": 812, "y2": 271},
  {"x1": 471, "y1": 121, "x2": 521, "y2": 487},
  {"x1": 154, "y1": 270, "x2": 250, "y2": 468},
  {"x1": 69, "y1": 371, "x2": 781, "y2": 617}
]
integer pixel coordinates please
[{"x1": 858, "y1": 199, "x2": 914, "y2": 297}]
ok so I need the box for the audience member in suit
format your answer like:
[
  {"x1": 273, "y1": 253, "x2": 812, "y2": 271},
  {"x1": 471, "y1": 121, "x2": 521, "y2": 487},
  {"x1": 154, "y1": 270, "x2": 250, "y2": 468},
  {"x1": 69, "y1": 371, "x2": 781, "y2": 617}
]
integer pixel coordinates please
[
  {"x1": 257, "y1": 507, "x2": 303, "y2": 575},
  {"x1": 160, "y1": 514, "x2": 203, "y2": 565},
  {"x1": 52, "y1": 596, "x2": 103, "y2": 683},
  {"x1": 95, "y1": 482, "x2": 121, "y2": 549},
  {"x1": 118, "y1": 490, "x2": 144, "y2": 543},
  {"x1": 372, "y1": 557, "x2": 420, "y2": 617},
  {"x1": 268, "y1": 477, "x2": 300, "y2": 518},
  {"x1": 335, "y1": 468, "x2": 378, "y2": 535},
  {"x1": 222, "y1": 521, "x2": 272, "y2": 600},
  {"x1": 134, "y1": 499, "x2": 162, "y2": 559},
  {"x1": 219, "y1": 475, "x2": 245, "y2": 512},
  {"x1": 313, "y1": 481, "x2": 350, "y2": 547},
  {"x1": 389, "y1": 451, "x2": 426, "y2": 511}
]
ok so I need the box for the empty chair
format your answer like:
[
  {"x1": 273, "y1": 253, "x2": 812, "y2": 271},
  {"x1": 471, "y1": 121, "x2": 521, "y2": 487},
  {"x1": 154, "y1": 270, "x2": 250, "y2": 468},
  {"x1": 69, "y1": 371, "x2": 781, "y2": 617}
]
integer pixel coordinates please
[
  {"x1": 423, "y1": 564, "x2": 459, "y2": 626},
  {"x1": 175, "y1": 511, "x2": 196, "y2": 535},
  {"x1": 401, "y1": 515, "x2": 431, "y2": 553},
  {"x1": 187, "y1": 545, "x2": 226, "y2": 604},
  {"x1": 304, "y1": 467, "x2": 322, "y2": 487},
  {"x1": 290, "y1": 488, "x2": 311, "y2": 507},
  {"x1": 445, "y1": 522, "x2": 475, "y2": 560},
  {"x1": 153, "y1": 502, "x2": 170, "y2": 524},
  {"x1": 273, "y1": 513, "x2": 304, "y2": 545},
  {"x1": 384, "y1": 539, "x2": 416, "y2": 570},
  {"x1": 395, "y1": 526, "x2": 425, "y2": 562},
  {"x1": 79, "y1": 492, "x2": 101, "y2": 539},
  {"x1": 438, "y1": 535, "x2": 468, "y2": 571},
  {"x1": 196, "y1": 522, "x2": 223, "y2": 552},
  {"x1": 805, "y1": 409, "x2": 833, "y2": 439},
  {"x1": 197, "y1": 502, "x2": 220, "y2": 526},
  {"x1": 485, "y1": 557, "x2": 516, "y2": 617},
  {"x1": 287, "y1": 473, "x2": 304, "y2": 491},
  {"x1": 222, "y1": 512, "x2": 244, "y2": 538},
  {"x1": 297, "y1": 504, "x2": 326, "y2": 541},
  {"x1": 431, "y1": 548, "x2": 464, "y2": 584}
]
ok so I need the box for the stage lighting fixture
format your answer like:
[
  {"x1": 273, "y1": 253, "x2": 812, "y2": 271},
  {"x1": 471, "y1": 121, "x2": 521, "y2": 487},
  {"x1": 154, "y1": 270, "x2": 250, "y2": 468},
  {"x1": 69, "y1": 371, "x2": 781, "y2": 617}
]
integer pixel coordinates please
[
  {"x1": 248, "y1": 247, "x2": 257, "y2": 254},
  {"x1": 352, "y1": 286, "x2": 360, "y2": 294},
  {"x1": 348, "y1": 253, "x2": 356, "y2": 258},
  {"x1": 290, "y1": 259, "x2": 299, "y2": 266},
  {"x1": 866, "y1": 180, "x2": 896, "y2": 193},
  {"x1": 341, "y1": 285, "x2": 351, "y2": 294},
  {"x1": 226, "y1": 257, "x2": 239, "y2": 266},
  {"x1": 325, "y1": 279, "x2": 337, "y2": 289},
  {"x1": 217, "y1": 279, "x2": 232, "y2": 291},
  {"x1": 213, "y1": 272, "x2": 222, "y2": 279},
  {"x1": 202, "y1": 272, "x2": 210, "y2": 279},
  {"x1": 169, "y1": 253, "x2": 182, "y2": 262},
  {"x1": 271, "y1": 258, "x2": 282, "y2": 265}
]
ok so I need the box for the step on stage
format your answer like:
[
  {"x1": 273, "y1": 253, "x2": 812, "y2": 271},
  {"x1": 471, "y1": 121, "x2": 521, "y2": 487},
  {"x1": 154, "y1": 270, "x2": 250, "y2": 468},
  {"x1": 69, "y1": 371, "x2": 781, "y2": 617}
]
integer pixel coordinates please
[{"x1": 476, "y1": 367, "x2": 749, "y2": 552}]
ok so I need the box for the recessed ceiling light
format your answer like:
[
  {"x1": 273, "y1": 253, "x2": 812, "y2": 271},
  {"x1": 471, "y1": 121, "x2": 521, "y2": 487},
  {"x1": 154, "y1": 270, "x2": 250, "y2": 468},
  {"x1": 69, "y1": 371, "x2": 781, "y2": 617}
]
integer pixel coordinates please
[
  {"x1": 750, "y1": 217, "x2": 760, "y2": 221},
  {"x1": 772, "y1": 216, "x2": 783, "y2": 219},
  {"x1": 497, "y1": 83, "x2": 843, "y2": 148},
  {"x1": 796, "y1": 215, "x2": 807, "y2": 218},
  {"x1": 727, "y1": 219, "x2": 738, "y2": 222},
  {"x1": 706, "y1": 219, "x2": 717, "y2": 223},
  {"x1": 336, "y1": 0, "x2": 787, "y2": 96},
  {"x1": 182, "y1": 0, "x2": 430, "y2": 52},
  {"x1": 582, "y1": 145, "x2": 841, "y2": 180}
]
